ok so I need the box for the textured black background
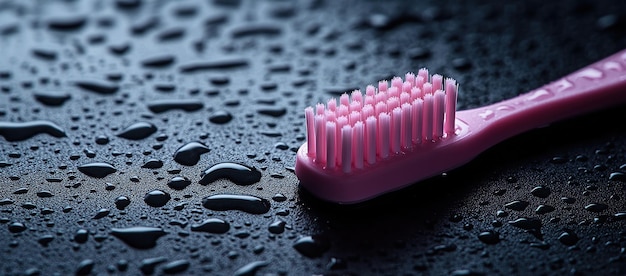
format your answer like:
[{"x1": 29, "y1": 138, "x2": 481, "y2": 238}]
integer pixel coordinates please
[{"x1": 1, "y1": 0, "x2": 626, "y2": 275}]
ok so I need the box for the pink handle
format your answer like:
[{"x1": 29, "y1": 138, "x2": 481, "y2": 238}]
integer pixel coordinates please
[{"x1": 457, "y1": 48, "x2": 626, "y2": 146}]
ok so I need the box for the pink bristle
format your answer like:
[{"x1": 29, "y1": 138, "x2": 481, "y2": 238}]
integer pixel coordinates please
[
  {"x1": 391, "y1": 107, "x2": 402, "y2": 153},
  {"x1": 350, "y1": 101, "x2": 362, "y2": 113},
  {"x1": 305, "y1": 107, "x2": 316, "y2": 157},
  {"x1": 418, "y1": 68, "x2": 429, "y2": 82},
  {"x1": 405, "y1": 72, "x2": 416, "y2": 86},
  {"x1": 423, "y1": 82, "x2": 433, "y2": 95},
  {"x1": 401, "y1": 103, "x2": 412, "y2": 149},
  {"x1": 375, "y1": 92, "x2": 387, "y2": 105},
  {"x1": 391, "y1": 77, "x2": 403, "y2": 91},
  {"x1": 433, "y1": 90, "x2": 445, "y2": 139},
  {"x1": 353, "y1": 121, "x2": 364, "y2": 169},
  {"x1": 341, "y1": 125, "x2": 352, "y2": 173},
  {"x1": 388, "y1": 86, "x2": 400, "y2": 99},
  {"x1": 410, "y1": 87, "x2": 421, "y2": 101},
  {"x1": 340, "y1": 93, "x2": 350, "y2": 106},
  {"x1": 349, "y1": 111, "x2": 361, "y2": 125},
  {"x1": 378, "y1": 80, "x2": 388, "y2": 93},
  {"x1": 326, "y1": 121, "x2": 336, "y2": 169},
  {"x1": 337, "y1": 105, "x2": 349, "y2": 117},
  {"x1": 327, "y1": 98, "x2": 337, "y2": 112},
  {"x1": 422, "y1": 94, "x2": 433, "y2": 141},
  {"x1": 445, "y1": 78, "x2": 457, "y2": 135},
  {"x1": 336, "y1": 116, "x2": 348, "y2": 166},
  {"x1": 432, "y1": 74, "x2": 443, "y2": 92},
  {"x1": 365, "y1": 116, "x2": 377, "y2": 165},
  {"x1": 366, "y1": 85, "x2": 376, "y2": 96},
  {"x1": 316, "y1": 103, "x2": 325, "y2": 115},
  {"x1": 400, "y1": 92, "x2": 410, "y2": 105},
  {"x1": 362, "y1": 104, "x2": 375, "y2": 119},
  {"x1": 314, "y1": 114, "x2": 326, "y2": 163},
  {"x1": 301, "y1": 69, "x2": 460, "y2": 174},
  {"x1": 375, "y1": 101, "x2": 387, "y2": 116},
  {"x1": 402, "y1": 81, "x2": 412, "y2": 93},
  {"x1": 415, "y1": 76, "x2": 425, "y2": 90},
  {"x1": 387, "y1": 96, "x2": 400, "y2": 112},
  {"x1": 378, "y1": 113, "x2": 390, "y2": 158},
  {"x1": 351, "y1": 90, "x2": 363, "y2": 105},
  {"x1": 325, "y1": 110, "x2": 336, "y2": 122},
  {"x1": 411, "y1": 99, "x2": 423, "y2": 144}
]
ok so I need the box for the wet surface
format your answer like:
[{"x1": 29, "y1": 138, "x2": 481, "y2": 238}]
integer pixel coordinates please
[{"x1": 1, "y1": 0, "x2": 626, "y2": 275}]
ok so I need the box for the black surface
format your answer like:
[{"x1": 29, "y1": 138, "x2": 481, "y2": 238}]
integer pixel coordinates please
[{"x1": 1, "y1": 0, "x2": 626, "y2": 275}]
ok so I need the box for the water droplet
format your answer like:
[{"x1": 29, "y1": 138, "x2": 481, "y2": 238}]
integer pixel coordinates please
[
  {"x1": 142, "y1": 159, "x2": 164, "y2": 169},
  {"x1": 141, "y1": 55, "x2": 176, "y2": 68},
  {"x1": 293, "y1": 235, "x2": 330, "y2": 258},
  {"x1": 144, "y1": 190, "x2": 171, "y2": 207},
  {"x1": 117, "y1": 122, "x2": 157, "y2": 140},
  {"x1": 202, "y1": 194, "x2": 270, "y2": 214},
  {"x1": 268, "y1": 219, "x2": 286, "y2": 234},
  {"x1": 504, "y1": 200, "x2": 529, "y2": 211},
  {"x1": 139, "y1": 257, "x2": 167, "y2": 275},
  {"x1": 609, "y1": 172, "x2": 626, "y2": 182},
  {"x1": 190, "y1": 218, "x2": 230, "y2": 233},
  {"x1": 38, "y1": 235, "x2": 54, "y2": 246},
  {"x1": 561, "y1": 197, "x2": 576, "y2": 204},
  {"x1": 231, "y1": 23, "x2": 282, "y2": 38},
  {"x1": 114, "y1": 196, "x2": 130, "y2": 210},
  {"x1": 74, "y1": 229, "x2": 89, "y2": 243},
  {"x1": 116, "y1": 0, "x2": 142, "y2": 10},
  {"x1": 0, "y1": 121, "x2": 67, "y2": 141},
  {"x1": 167, "y1": 176, "x2": 191, "y2": 190},
  {"x1": 530, "y1": 241, "x2": 550, "y2": 250},
  {"x1": 93, "y1": 208, "x2": 110, "y2": 219},
  {"x1": 147, "y1": 99, "x2": 204, "y2": 113},
  {"x1": 584, "y1": 203, "x2": 608, "y2": 212},
  {"x1": 0, "y1": 198, "x2": 13, "y2": 205},
  {"x1": 530, "y1": 186, "x2": 550, "y2": 198},
  {"x1": 477, "y1": 230, "x2": 500, "y2": 244},
  {"x1": 451, "y1": 58, "x2": 472, "y2": 71},
  {"x1": 173, "y1": 141, "x2": 210, "y2": 166},
  {"x1": 558, "y1": 230, "x2": 579, "y2": 246},
  {"x1": 257, "y1": 107, "x2": 287, "y2": 117},
  {"x1": 272, "y1": 193, "x2": 287, "y2": 202},
  {"x1": 162, "y1": 260, "x2": 190, "y2": 274},
  {"x1": 508, "y1": 217, "x2": 542, "y2": 230},
  {"x1": 111, "y1": 226, "x2": 167, "y2": 249},
  {"x1": 36, "y1": 190, "x2": 54, "y2": 198},
  {"x1": 95, "y1": 135, "x2": 110, "y2": 145},
  {"x1": 75, "y1": 259, "x2": 94, "y2": 275},
  {"x1": 157, "y1": 27, "x2": 185, "y2": 41},
  {"x1": 77, "y1": 162, "x2": 117, "y2": 178},
  {"x1": 550, "y1": 156, "x2": 568, "y2": 164},
  {"x1": 613, "y1": 212, "x2": 626, "y2": 221},
  {"x1": 234, "y1": 261, "x2": 269, "y2": 276},
  {"x1": 33, "y1": 92, "x2": 71, "y2": 106},
  {"x1": 209, "y1": 110, "x2": 233, "y2": 124},
  {"x1": 179, "y1": 58, "x2": 249, "y2": 73},
  {"x1": 75, "y1": 80, "x2": 119, "y2": 95},
  {"x1": 199, "y1": 162, "x2": 261, "y2": 186},
  {"x1": 535, "y1": 204, "x2": 555, "y2": 214},
  {"x1": 8, "y1": 222, "x2": 27, "y2": 233},
  {"x1": 47, "y1": 15, "x2": 87, "y2": 31}
]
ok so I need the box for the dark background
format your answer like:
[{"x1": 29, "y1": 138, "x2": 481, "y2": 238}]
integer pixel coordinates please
[{"x1": 1, "y1": 0, "x2": 626, "y2": 275}]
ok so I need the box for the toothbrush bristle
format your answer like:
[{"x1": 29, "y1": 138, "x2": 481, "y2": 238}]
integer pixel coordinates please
[{"x1": 304, "y1": 70, "x2": 458, "y2": 171}]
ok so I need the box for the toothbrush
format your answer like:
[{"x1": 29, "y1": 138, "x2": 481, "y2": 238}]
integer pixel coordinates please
[{"x1": 295, "y1": 48, "x2": 626, "y2": 204}]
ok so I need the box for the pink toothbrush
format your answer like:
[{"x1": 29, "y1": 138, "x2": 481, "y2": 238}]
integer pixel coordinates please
[{"x1": 295, "y1": 48, "x2": 626, "y2": 204}]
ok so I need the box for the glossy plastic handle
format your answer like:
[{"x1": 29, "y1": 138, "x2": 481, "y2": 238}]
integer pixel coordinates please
[{"x1": 458, "y1": 48, "x2": 626, "y2": 146}]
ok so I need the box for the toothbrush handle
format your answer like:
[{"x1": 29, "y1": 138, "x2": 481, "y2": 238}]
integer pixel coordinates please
[{"x1": 459, "y1": 48, "x2": 626, "y2": 144}]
